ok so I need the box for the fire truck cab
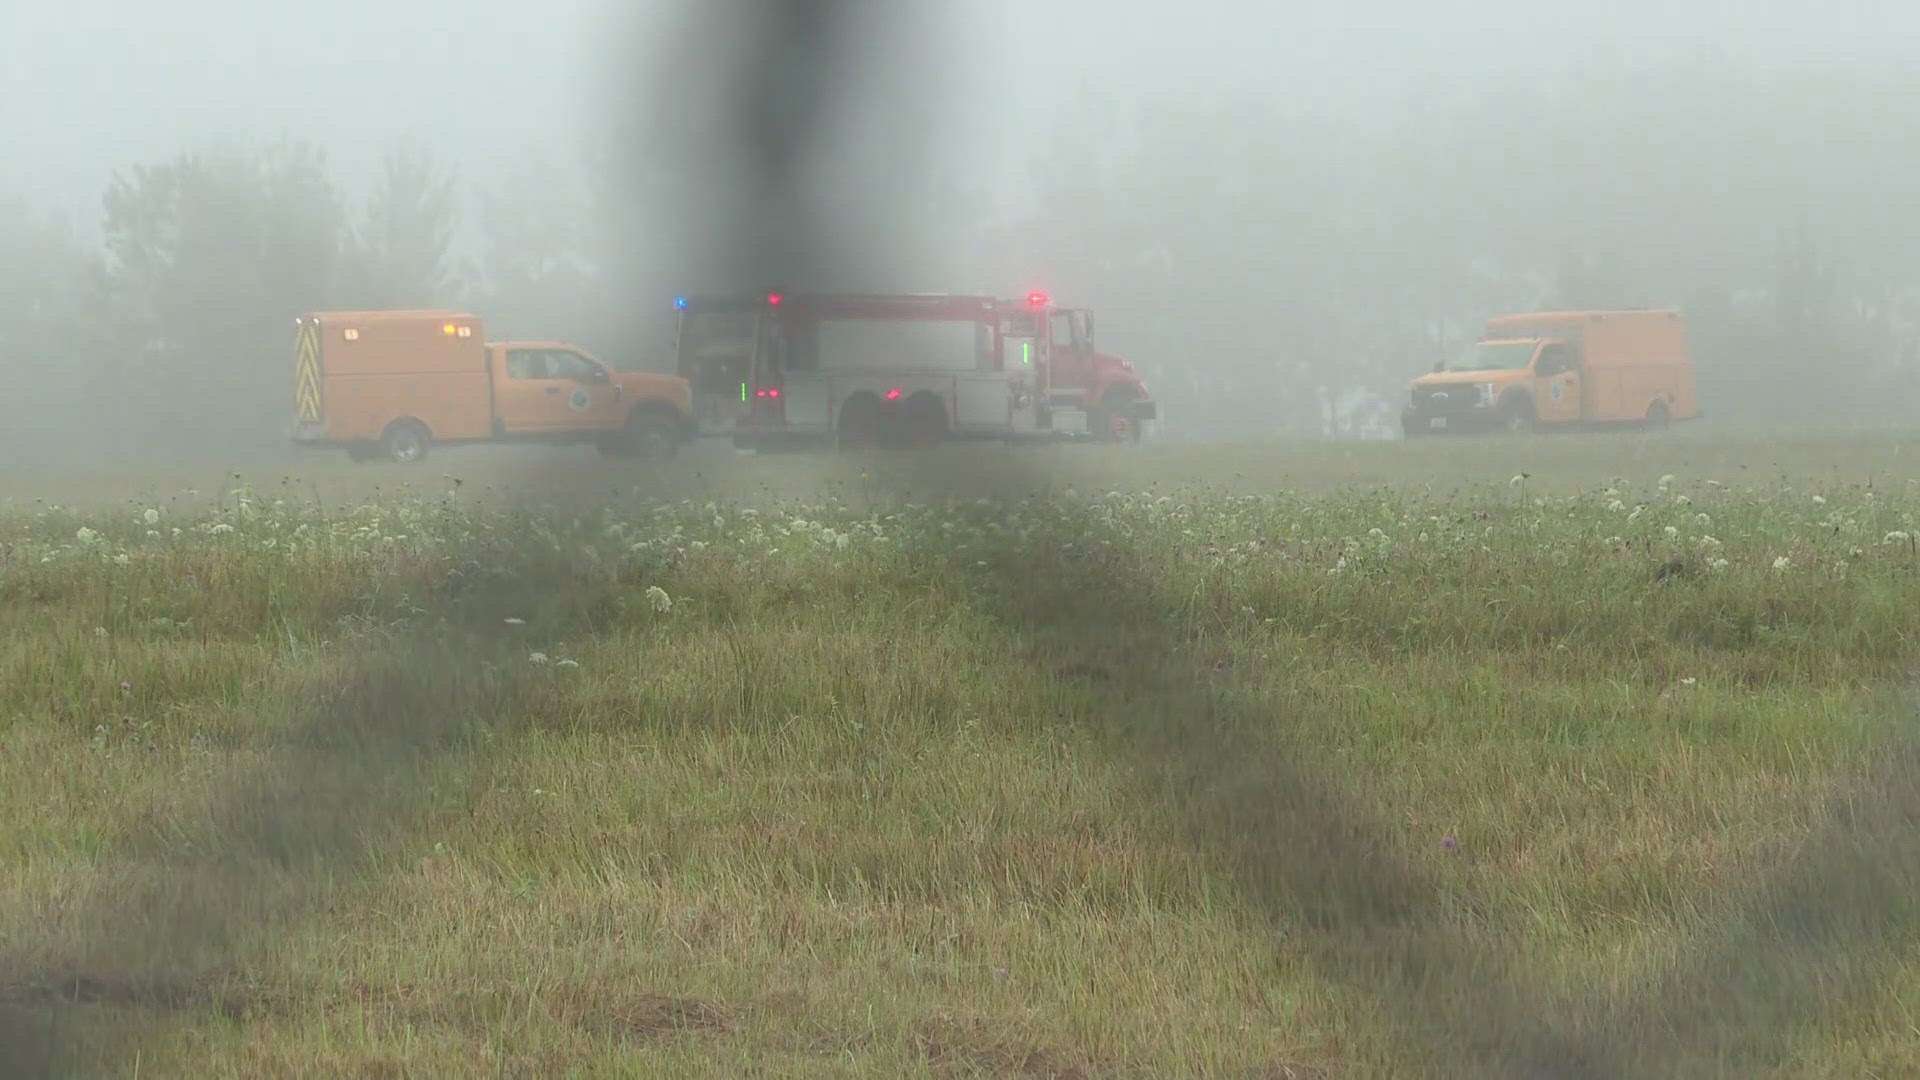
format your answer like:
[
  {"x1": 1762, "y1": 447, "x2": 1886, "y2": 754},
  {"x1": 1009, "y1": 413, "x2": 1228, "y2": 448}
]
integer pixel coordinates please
[{"x1": 673, "y1": 291, "x2": 1153, "y2": 451}]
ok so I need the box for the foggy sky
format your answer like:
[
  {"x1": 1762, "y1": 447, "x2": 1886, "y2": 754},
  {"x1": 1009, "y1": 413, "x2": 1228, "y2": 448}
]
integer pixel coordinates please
[{"x1": 8, "y1": 0, "x2": 1917, "y2": 234}]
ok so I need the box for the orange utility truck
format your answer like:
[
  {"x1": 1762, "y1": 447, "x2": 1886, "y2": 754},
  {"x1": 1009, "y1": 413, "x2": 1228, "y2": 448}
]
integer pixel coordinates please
[
  {"x1": 288, "y1": 309, "x2": 695, "y2": 462},
  {"x1": 1402, "y1": 308, "x2": 1701, "y2": 436}
]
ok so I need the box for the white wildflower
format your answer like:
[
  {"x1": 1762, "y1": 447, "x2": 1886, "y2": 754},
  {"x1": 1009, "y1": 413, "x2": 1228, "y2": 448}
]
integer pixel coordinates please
[
  {"x1": 75, "y1": 526, "x2": 98, "y2": 544},
  {"x1": 209, "y1": 523, "x2": 234, "y2": 536},
  {"x1": 1664, "y1": 526, "x2": 1679, "y2": 540},
  {"x1": 1674, "y1": 495, "x2": 1693, "y2": 506},
  {"x1": 1813, "y1": 495, "x2": 1827, "y2": 505},
  {"x1": 645, "y1": 585, "x2": 674, "y2": 613},
  {"x1": 1709, "y1": 558, "x2": 1730, "y2": 571},
  {"x1": 1884, "y1": 531, "x2": 1911, "y2": 545},
  {"x1": 1607, "y1": 499, "x2": 1626, "y2": 512},
  {"x1": 528, "y1": 652, "x2": 550, "y2": 665},
  {"x1": 143, "y1": 508, "x2": 160, "y2": 525},
  {"x1": 1772, "y1": 556, "x2": 1791, "y2": 571},
  {"x1": 112, "y1": 553, "x2": 129, "y2": 566},
  {"x1": 1628, "y1": 506, "x2": 1644, "y2": 521},
  {"x1": 1699, "y1": 535, "x2": 1722, "y2": 547},
  {"x1": 1695, "y1": 513, "x2": 1712, "y2": 527},
  {"x1": 1658, "y1": 474, "x2": 1675, "y2": 489},
  {"x1": 503, "y1": 617, "x2": 526, "y2": 626}
]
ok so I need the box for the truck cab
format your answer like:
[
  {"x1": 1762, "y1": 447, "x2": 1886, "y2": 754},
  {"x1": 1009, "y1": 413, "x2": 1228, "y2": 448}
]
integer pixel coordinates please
[{"x1": 1004, "y1": 294, "x2": 1155, "y2": 442}]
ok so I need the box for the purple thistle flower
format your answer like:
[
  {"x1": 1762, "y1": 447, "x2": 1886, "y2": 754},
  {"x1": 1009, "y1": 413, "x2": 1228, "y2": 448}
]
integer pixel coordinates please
[{"x1": 1441, "y1": 834, "x2": 1457, "y2": 850}]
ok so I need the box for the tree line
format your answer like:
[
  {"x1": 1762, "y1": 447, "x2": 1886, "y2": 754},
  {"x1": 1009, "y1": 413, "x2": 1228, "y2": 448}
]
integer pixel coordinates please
[{"x1": 4, "y1": 53, "x2": 1917, "y2": 459}]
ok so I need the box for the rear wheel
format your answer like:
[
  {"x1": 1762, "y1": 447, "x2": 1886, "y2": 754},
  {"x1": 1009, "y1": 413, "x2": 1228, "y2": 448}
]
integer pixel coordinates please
[
  {"x1": 838, "y1": 395, "x2": 881, "y2": 451},
  {"x1": 380, "y1": 419, "x2": 431, "y2": 463}
]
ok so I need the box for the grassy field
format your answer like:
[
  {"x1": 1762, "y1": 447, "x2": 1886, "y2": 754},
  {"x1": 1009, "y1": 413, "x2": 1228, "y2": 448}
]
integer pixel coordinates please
[{"x1": 4, "y1": 432, "x2": 1920, "y2": 1077}]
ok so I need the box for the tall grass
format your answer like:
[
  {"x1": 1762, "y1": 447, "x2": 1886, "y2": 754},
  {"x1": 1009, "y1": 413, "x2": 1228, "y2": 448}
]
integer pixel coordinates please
[{"x1": 2, "y1": 470, "x2": 1918, "y2": 1077}]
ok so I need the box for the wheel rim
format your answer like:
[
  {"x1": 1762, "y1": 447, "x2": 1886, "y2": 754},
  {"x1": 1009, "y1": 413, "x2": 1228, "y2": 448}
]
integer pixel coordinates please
[{"x1": 392, "y1": 433, "x2": 423, "y2": 460}]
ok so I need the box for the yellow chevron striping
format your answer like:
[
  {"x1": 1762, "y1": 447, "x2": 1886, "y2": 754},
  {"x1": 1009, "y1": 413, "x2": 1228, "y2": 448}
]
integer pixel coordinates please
[{"x1": 294, "y1": 321, "x2": 323, "y2": 423}]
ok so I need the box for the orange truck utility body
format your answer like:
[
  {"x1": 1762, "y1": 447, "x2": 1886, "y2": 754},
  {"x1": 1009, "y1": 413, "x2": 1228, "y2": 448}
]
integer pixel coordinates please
[
  {"x1": 289, "y1": 309, "x2": 694, "y2": 461},
  {"x1": 1402, "y1": 308, "x2": 1701, "y2": 436}
]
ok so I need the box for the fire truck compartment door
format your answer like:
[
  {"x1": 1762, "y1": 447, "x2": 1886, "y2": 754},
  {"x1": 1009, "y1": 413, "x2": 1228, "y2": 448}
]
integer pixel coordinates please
[
  {"x1": 955, "y1": 376, "x2": 1010, "y2": 428},
  {"x1": 782, "y1": 374, "x2": 831, "y2": 429}
]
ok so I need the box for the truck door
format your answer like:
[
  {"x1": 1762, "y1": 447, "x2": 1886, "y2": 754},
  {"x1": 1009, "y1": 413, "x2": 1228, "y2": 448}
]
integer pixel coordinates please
[
  {"x1": 543, "y1": 349, "x2": 628, "y2": 430},
  {"x1": 495, "y1": 348, "x2": 622, "y2": 433},
  {"x1": 1048, "y1": 309, "x2": 1089, "y2": 397},
  {"x1": 1533, "y1": 343, "x2": 1582, "y2": 424},
  {"x1": 494, "y1": 348, "x2": 557, "y2": 433}
]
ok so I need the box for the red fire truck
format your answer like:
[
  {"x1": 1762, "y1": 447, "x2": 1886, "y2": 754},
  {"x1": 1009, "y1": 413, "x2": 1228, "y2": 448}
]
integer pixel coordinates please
[{"x1": 672, "y1": 290, "x2": 1154, "y2": 450}]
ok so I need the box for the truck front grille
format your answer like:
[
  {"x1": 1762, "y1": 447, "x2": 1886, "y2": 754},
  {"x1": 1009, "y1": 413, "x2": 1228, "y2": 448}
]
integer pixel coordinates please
[{"x1": 1412, "y1": 386, "x2": 1484, "y2": 414}]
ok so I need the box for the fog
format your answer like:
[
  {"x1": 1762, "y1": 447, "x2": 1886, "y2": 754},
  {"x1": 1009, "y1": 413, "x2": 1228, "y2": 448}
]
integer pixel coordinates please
[
  {"x1": 6, "y1": 0, "x2": 1920, "y2": 460},
  {"x1": 8, "y1": 3, "x2": 1920, "y2": 1075}
]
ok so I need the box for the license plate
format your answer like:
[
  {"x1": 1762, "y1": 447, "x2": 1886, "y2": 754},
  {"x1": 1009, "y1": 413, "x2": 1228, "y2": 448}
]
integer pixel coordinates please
[{"x1": 1430, "y1": 417, "x2": 1447, "y2": 430}]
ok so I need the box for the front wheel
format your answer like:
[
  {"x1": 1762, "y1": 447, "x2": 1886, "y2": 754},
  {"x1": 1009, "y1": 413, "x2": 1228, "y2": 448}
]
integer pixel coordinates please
[
  {"x1": 1089, "y1": 393, "x2": 1145, "y2": 443},
  {"x1": 606, "y1": 409, "x2": 680, "y2": 460},
  {"x1": 1645, "y1": 400, "x2": 1672, "y2": 430},
  {"x1": 1498, "y1": 405, "x2": 1536, "y2": 436}
]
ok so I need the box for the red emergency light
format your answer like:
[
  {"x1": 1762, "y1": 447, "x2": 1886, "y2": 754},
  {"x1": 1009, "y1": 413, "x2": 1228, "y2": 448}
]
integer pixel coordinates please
[
  {"x1": 766, "y1": 292, "x2": 785, "y2": 306},
  {"x1": 885, "y1": 387, "x2": 902, "y2": 401},
  {"x1": 1026, "y1": 290, "x2": 1049, "y2": 307}
]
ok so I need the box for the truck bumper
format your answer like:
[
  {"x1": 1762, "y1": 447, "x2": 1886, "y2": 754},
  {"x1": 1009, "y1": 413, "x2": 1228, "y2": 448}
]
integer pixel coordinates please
[
  {"x1": 1402, "y1": 406, "x2": 1498, "y2": 436},
  {"x1": 287, "y1": 421, "x2": 332, "y2": 446}
]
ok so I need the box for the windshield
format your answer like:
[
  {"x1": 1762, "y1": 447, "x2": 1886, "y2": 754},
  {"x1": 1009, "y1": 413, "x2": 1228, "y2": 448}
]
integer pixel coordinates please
[{"x1": 1443, "y1": 340, "x2": 1538, "y2": 372}]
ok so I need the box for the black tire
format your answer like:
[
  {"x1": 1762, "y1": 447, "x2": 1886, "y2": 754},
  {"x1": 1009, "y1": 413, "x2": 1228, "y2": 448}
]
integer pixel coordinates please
[
  {"x1": 1645, "y1": 399, "x2": 1672, "y2": 430},
  {"x1": 896, "y1": 392, "x2": 947, "y2": 450},
  {"x1": 605, "y1": 408, "x2": 680, "y2": 460},
  {"x1": 1089, "y1": 389, "x2": 1145, "y2": 443},
  {"x1": 838, "y1": 395, "x2": 881, "y2": 451},
  {"x1": 1496, "y1": 399, "x2": 1536, "y2": 435},
  {"x1": 380, "y1": 419, "x2": 431, "y2": 463}
]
